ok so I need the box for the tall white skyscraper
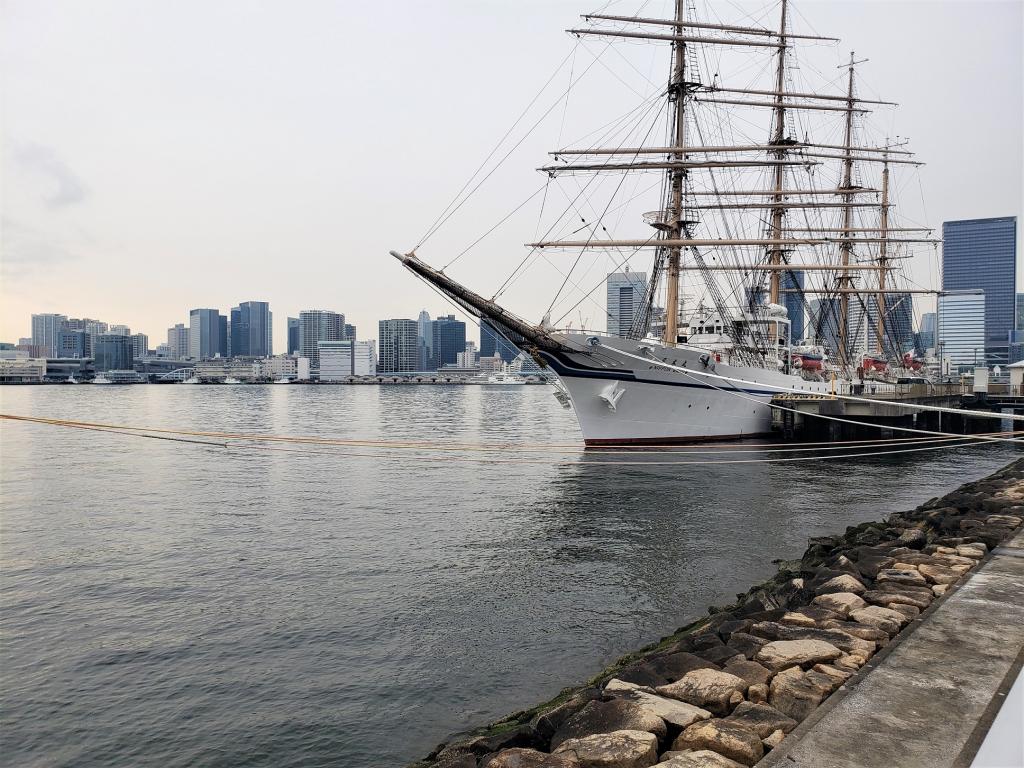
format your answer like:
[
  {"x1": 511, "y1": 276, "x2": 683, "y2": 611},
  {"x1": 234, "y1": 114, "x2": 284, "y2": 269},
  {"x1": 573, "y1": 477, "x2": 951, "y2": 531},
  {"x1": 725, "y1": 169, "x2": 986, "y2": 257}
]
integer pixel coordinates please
[
  {"x1": 318, "y1": 340, "x2": 377, "y2": 379},
  {"x1": 606, "y1": 271, "x2": 647, "y2": 337}
]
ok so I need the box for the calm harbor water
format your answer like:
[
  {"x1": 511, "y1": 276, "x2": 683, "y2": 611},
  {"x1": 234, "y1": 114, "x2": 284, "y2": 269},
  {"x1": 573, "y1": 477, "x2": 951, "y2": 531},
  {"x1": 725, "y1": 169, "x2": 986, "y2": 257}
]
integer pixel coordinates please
[{"x1": 0, "y1": 384, "x2": 1016, "y2": 767}]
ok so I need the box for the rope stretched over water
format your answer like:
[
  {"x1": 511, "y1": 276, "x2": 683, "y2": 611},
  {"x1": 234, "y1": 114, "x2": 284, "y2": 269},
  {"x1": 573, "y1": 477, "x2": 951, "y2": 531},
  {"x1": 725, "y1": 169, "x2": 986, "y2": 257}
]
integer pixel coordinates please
[{"x1": 2, "y1": 414, "x2": 1018, "y2": 467}]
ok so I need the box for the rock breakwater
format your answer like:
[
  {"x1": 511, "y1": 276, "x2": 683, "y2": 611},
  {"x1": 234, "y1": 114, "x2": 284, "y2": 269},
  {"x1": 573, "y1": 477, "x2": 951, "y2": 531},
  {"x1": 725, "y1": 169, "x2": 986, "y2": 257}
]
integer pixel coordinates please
[{"x1": 416, "y1": 459, "x2": 1024, "y2": 768}]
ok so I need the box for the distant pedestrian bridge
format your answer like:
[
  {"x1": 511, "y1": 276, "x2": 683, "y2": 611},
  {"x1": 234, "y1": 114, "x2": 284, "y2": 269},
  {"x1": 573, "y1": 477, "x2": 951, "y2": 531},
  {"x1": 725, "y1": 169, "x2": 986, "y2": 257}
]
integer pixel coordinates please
[{"x1": 157, "y1": 368, "x2": 196, "y2": 382}]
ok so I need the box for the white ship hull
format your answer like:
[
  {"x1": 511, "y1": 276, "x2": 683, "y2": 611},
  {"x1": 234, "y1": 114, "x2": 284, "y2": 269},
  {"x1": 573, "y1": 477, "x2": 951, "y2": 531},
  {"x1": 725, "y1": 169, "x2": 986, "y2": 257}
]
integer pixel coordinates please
[{"x1": 542, "y1": 333, "x2": 838, "y2": 445}]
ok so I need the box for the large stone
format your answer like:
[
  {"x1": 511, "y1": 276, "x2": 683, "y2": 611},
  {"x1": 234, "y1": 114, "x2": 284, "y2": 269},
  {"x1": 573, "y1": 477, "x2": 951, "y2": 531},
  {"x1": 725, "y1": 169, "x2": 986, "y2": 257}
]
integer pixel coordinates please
[
  {"x1": 832, "y1": 654, "x2": 863, "y2": 673},
  {"x1": 467, "y1": 725, "x2": 537, "y2": 755},
  {"x1": 811, "y1": 592, "x2": 866, "y2": 618},
  {"x1": 434, "y1": 750, "x2": 478, "y2": 768},
  {"x1": 811, "y1": 663, "x2": 852, "y2": 688},
  {"x1": 535, "y1": 691, "x2": 604, "y2": 742},
  {"x1": 484, "y1": 748, "x2": 582, "y2": 768},
  {"x1": 851, "y1": 550, "x2": 895, "y2": 579},
  {"x1": 618, "y1": 690, "x2": 711, "y2": 729},
  {"x1": 726, "y1": 632, "x2": 768, "y2": 660},
  {"x1": 918, "y1": 562, "x2": 961, "y2": 585},
  {"x1": 779, "y1": 605, "x2": 843, "y2": 628},
  {"x1": 755, "y1": 639, "x2": 843, "y2": 671},
  {"x1": 849, "y1": 606, "x2": 906, "y2": 635},
  {"x1": 747, "y1": 683, "x2": 769, "y2": 704},
  {"x1": 722, "y1": 658, "x2": 773, "y2": 687},
  {"x1": 672, "y1": 719, "x2": 765, "y2": 767},
  {"x1": 604, "y1": 679, "x2": 652, "y2": 695},
  {"x1": 815, "y1": 574, "x2": 866, "y2": 595},
  {"x1": 553, "y1": 730, "x2": 658, "y2": 768},
  {"x1": 818, "y1": 619, "x2": 890, "y2": 645},
  {"x1": 614, "y1": 664, "x2": 665, "y2": 689},
  {"x1": 956, "y1": 543, "x2": 987, "y2": 559},
  {"x1": 894, "y1": 527, "x2": 927, "y2": 549},
  {"x1": 985, "y1": 514, "x2": 1021, "y2": 528},
  {"x1": 862, "y1": 589, "x2": 931, "y2": 611},
  {"x1": 647, "y1": 652, "x2": 719, "y2": 683},
  {"x1": 876, "y1": 568, "x2": 928, "y2": 587},
  {"x1": 658, "y1": 750, "x2": 745, "y2": 768},
  {"x1": 656, "y1": 669, "x2": 747, "y2": 715},
  {"x1": 724, "y1": 701, "x2": 798, "y2": 738},
  {"x1": 698, "y1": 644, "x2": 747, "y2": 666},
  {"x1": 768, "y1": 667, "x2": 827, "y2": 722},
  {"x1": 550, "y1": 700, "x2": 666, "y2": 750},
  {"x1": 890, "y1": 603, "x2": 920, "y2": 620},
  {"x1": 762, "y1": 729, "x2": 786, "y2": 750},
  {"x1": 749, "y1": 622, "x2": 876, "y2": 657}
]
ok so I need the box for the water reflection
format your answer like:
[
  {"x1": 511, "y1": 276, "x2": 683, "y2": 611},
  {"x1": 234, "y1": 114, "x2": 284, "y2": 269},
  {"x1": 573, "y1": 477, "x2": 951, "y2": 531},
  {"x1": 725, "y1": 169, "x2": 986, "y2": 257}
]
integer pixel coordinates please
[{"x1": 0, "y1": 385, "x2": 1016, "y2": 768}]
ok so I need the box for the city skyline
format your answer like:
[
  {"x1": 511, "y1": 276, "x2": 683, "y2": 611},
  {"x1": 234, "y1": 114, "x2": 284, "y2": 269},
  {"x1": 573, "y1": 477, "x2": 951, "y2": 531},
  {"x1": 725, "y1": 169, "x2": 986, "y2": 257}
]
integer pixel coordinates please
[{"x1": 2, "y1": 1, "x2": 1021, "y2": 351}]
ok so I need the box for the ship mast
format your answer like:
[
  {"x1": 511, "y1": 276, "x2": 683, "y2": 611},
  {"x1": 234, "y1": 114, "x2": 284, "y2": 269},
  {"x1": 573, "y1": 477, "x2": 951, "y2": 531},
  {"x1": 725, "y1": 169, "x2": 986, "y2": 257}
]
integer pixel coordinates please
[
  {"x1": 837, "y1": 52, "x2": 860, "y2": 370},
  {"x1": 664, "y1": 0, "x2": 687, "y2": 345},
  {"x1": 874, "y1": 151, "x2": 891, "y2": 354},
  {"x1": 767, "y1": 0, "x2": 788, "y2": 305}
]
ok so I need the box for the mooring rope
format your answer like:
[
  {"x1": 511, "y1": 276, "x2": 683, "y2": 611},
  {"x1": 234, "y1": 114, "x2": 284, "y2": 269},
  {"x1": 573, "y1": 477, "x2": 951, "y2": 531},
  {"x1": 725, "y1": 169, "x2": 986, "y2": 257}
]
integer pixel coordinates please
[{"x1": 1, "y1": 414, "x2": 1017, "y2": 467}]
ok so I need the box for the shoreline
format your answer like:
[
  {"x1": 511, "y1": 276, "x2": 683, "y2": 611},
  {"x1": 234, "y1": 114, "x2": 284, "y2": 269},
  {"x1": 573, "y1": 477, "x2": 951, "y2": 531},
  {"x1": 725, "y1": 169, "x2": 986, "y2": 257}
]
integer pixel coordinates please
[{"x1": 416, "y1": 459, "x2": 1024, "y2": 768}]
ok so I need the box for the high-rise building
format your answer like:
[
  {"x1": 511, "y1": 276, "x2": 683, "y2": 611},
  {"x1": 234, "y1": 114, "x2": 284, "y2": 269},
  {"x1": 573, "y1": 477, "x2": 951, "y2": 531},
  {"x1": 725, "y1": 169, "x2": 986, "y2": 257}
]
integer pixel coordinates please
[
  {"x1": 937, "y1": 289, "x2": 986, "y2": 370},
  {"x1": 943, "y1": 216, "x2": 1017, "y2": 366},
  {"x1": 189, "y1": 309, "x2": 228, "y2": 360},
  {"x1": 456, "y1": 341, "x2": 479, "y2": 368},
  {"x1": 109, "y1": 324, "x2": 131, "y2": 336},
  {"x1": 230, "y1": 301, "x2": 273, "y2": 358},
  {"x1": 85, "y1": 320, "x2": 108, "y2": 357},
  {"x1": 1008, "y1": 330, "x2": 1024, "y2": 365},
  {"x1": 31, "y1": 313, "x2": 66, "y2": 356},
  {"x1": 606, "y1": 271, "x2": 647, "y2": 337},
  {"x1": 167, "y1": 323, "x2": 190, "y2": 359},
  {"x1": 56, "y1": 330, "x2": 88, "y2": 358},
  {"x1": 431, "y1": 315, "x2": 466, "y2": 369},
  {"x1": 846, "y1": 293, "x2": 914, "y2": 359},
  {"x1": 480, "y1": 318, "x2": 516, "y2": 362},
  {"x1": 287, "y1": 317, "x2": 300, "y2": 355},
  {"x1": 378, "y1": 319, "x2": 419, "y2": 373},
  {"x1": 130, "y1": 333, "x2": 149, "y2": 359},
  {"x1": 318, "y1": 340, "x2": 377, "y2": 379},
  {"x1": 810, "y1": 298, "x2": 842, "y2": 359},
  {"x1": 344, "y1": 324, "x2": 356, "y2": 341},
  {"x1": 781, "y1": 271, "x2": 805, "y2": 342},
  {"x1": 93, "y1": 334, "x2": 133, "y2": 372},
  {"x1": 417, "y1": 310, "x2": 432, "y2": 370},
  {"x1": 298, "y1": 310, "x2": 345, "y2": 370},
  {"x1": 918, "y1": 312, "x2": 936, "y2": 354}
]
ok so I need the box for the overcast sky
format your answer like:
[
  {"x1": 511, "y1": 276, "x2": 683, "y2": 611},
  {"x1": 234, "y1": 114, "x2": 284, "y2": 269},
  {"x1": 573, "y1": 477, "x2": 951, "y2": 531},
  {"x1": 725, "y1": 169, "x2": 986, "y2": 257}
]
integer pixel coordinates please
[{"x1": 2, "y1": 0, "x2": 1021, "y2": 351}]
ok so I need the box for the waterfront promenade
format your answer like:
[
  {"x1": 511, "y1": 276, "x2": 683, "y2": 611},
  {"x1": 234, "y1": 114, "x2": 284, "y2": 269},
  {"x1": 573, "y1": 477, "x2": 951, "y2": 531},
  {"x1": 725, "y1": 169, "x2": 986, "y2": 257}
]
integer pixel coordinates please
[{"x1": 419, "y1": 460, "x2": 1024, "y2": 768}]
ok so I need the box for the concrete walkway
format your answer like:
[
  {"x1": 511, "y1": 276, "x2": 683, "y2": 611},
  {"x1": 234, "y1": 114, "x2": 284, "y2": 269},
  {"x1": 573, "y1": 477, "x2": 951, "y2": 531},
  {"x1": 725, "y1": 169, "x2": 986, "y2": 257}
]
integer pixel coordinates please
[{"x1": 761, "y1": 529, "x2": 1024, "y2": 768}]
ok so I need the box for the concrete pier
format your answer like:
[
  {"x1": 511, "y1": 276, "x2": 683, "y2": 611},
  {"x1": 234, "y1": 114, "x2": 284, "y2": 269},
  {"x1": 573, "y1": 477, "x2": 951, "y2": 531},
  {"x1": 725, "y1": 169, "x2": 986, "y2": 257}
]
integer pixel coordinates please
[{"x1": 760, "y1": 529, "x2": 1024, "y2": 768}]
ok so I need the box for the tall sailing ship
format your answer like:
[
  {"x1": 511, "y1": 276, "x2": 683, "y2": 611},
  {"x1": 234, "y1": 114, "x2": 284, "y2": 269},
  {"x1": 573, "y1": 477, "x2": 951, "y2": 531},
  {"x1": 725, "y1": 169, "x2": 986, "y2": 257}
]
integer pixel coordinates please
[{"x1": 393, "y1": 0, "x2": 939, "y2": 445}]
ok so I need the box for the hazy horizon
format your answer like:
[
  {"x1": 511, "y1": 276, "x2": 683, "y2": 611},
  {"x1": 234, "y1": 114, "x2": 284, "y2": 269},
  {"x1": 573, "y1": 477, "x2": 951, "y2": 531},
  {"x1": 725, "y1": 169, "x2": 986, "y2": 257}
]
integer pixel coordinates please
[{"x1": 3, "y1": 0, "x2": 1021, "y2": 352}]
